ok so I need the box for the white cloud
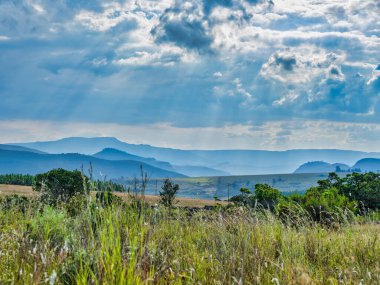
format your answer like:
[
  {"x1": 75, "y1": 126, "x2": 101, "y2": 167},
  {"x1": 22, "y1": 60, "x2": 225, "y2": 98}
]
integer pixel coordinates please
[{"x1": 2, "y1": 119, "x2": 380, "y2": 152}]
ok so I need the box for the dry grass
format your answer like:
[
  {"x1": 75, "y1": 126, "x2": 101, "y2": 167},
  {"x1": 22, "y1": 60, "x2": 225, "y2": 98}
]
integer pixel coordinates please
[
  {"x1": 0, "y1": 184, "x2": 226, "y2": 208},
  {"x1": 0, "y1": 184, "x2": 36, "y2": 197},
  {"x1": 0, "y1": 200, "x2": 379, "y2": 284}
]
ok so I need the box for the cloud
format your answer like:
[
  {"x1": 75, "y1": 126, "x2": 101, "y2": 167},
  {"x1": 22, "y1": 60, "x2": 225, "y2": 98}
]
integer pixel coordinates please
[
  {"x1": 151, "y1": 1, "x2": 213, "y2": 52},
  {"x1": 3, "y1": 119, "x2": 380, "y2": 152},
  {"x1": 0, "y1": 0, "x2": 380, "y2": 151}
]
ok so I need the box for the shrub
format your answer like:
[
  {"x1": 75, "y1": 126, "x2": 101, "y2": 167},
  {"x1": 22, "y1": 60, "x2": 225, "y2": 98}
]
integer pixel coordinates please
[
  {"x1": 159, "y1": 178, "x2": 179, "y2": 208},
  {"x1": 303, "y1": 187, "x2": 357, "y2": 224},
  {"x1": 254, "y1": 183, "x2": 282, "y2": 210},
  {"x1": 33, "y1": 168, "x2": 89, "y2": 205}
]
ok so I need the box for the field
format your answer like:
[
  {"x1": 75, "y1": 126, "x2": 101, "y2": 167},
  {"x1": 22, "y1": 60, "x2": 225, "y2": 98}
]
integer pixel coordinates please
[
  {"x1": 123, "y1": 172, "x2": 343, "y2": 200},
  {"x1": 0, "y1": 195, "x2": 379, "y2": 284},
  {"x1": 0, "y1": 184, "x2": 226, "y2": 208},
  {"x1": 1, "y1": 176, "x2": 379, "y2": 284}
]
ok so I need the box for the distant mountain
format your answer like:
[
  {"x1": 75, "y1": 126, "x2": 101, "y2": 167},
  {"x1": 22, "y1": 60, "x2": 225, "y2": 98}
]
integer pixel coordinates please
[
  {"x1": 353, "y1": 158, "x2": 380, "y2": 172},
  {"x1": 294, "y1": 161, "x2": 350, "y2": 173},
  {"x1": 172, "y1": 165, "x2": 229, "y2": 177},
  {"x1": 0, "y1": 149, "x2": 186, "y2": 179},
  {"x1": 11, "y1": 137, "x2": 380, "y2": 175},
  {"x1": 93, "y1": 148, "x2": 228, "y2": 177},
  {"x1": 93, "y1": 148, "x2": 174, "y2": 171},
  {"x1": 0, "y1": 144, "x2": 45, "y2": 154}
]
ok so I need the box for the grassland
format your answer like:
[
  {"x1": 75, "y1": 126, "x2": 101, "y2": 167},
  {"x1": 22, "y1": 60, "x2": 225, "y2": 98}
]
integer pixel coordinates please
[
  {"x1": 0, "y1": 185, "x2": 226, "y2": 208},
  {"x1": 127, "y1": 172, "x2": 346, "y2": 200},
  {"x1": 0, "y1": 184, "x2": 379, "y2": 284}
]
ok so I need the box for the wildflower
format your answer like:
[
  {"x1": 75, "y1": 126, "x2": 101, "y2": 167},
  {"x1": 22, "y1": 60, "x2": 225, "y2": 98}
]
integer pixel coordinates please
[
  {"x1": 40, "y1": 253, "x2": 46, "y2": 265},
  {"x1": 271, "y1": 277, "x2": 279, "y2": 285},
  {"x1": 49, "y1": 270, "x2": 57, "y2": 285}
]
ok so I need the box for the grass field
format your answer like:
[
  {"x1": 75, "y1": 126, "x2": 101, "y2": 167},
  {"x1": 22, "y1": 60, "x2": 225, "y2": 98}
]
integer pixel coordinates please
[
  {"x1": 122, "y1": 172, "x2": 346, "y2": 200},
  {"x1": 1, "y1": 183, "x2": 379, "y2": 284},
  {"x1": 0, "y1": 184, "x2": 226, "y2": 208},
  {"x1": 0, "y1": 197, "x2": 379, "y2": 284}
]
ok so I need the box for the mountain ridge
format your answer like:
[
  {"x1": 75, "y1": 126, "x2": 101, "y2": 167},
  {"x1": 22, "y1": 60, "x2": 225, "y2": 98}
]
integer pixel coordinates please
[
  {"x1": 0, "y1": 149, "x2": 186, "y2": 179},
  {"x1": 10, "y1": 137, "x2": 380, "y2": 175}
]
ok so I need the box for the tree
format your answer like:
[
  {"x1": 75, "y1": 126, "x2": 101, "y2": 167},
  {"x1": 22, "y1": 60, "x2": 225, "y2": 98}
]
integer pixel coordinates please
[
  {"x1": 303, "y1": 186, "x2": 357, "y2": 223},
  {"x1": 159, "y1": 178, "x2": 179, "y2": 208},
  {"x1": 254, "y1": 183, "x2": 282, "y2": 209},
  {"x1": 34, "y1": 168, "x2": 89, "y2": 204},
  {"x1": 316, "y1": 172, "x2": 380, "y2": 210}
]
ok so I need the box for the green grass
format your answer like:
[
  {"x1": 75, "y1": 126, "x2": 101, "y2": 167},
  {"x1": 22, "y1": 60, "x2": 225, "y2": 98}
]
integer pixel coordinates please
[{"x1": 0, "y1": 198, "x2": 379, "y2": 284}]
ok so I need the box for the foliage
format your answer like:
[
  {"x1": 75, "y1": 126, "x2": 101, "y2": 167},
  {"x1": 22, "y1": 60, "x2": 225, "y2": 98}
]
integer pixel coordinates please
[
  {"x1": 33, "y1": 168, "x2": 89, "y2": 204},
  {"x1": 254, "y1": 183, "x2": 282, "y2": 209},
  {"x1": 230, "y1": 184, "x2": 282, "y2": 209},
  {"x1": 303, "y1": 187, "x2": 357, "y2": 223},
  {"x1": 317, "y1": 172, "x2": 380, "y2": 210},
  {"x1": 0, "y1": 173, "x2": 35, "y2": 186},
  {"x1": 159, "y1": 178, "x2": 179, "y2": 208}
]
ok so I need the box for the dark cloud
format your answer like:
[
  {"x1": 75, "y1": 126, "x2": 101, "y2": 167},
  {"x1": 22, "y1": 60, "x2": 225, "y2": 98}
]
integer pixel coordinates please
[
  {"x1": 274, "y1": 54, "x2": 297, "y2": 71},
  {"x1": 151, "y1": 0, "x2": 270, "y2": 53},
  {"x1": 152, "y1": 17, "x2": 213, "y2": 52}
]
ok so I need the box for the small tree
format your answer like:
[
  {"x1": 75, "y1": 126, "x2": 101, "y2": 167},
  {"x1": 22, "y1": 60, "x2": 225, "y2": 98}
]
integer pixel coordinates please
[
  {"x1": 34, "y1": 168, "x2": 89, "y2": 204},
  {"x1": 159, "y1": 178, "x2": 179, "y2": 208},
  {"x1": 254, "y1": 183, "x2": 282, "y2": 210}
]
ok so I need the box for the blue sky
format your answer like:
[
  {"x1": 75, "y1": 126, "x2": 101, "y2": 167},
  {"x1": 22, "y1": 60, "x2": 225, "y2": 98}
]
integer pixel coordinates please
[{"x1": 0, "y1": 0, "x2": 379, "y2": 150}]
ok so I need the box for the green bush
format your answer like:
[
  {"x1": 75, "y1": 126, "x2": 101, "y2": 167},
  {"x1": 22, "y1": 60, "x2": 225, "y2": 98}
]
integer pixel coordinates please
[
  {"x1": 304, "y1": 187, "x2": 357, "y2": 224},
  {"x1": 317, "y1": 172, "x2": 380, "y2": 210},
  {"x1": 254, "y1": 183, "x2": 282, "y2": 210},
  {"x1": 33, "y1": 168, "x2": 89, "y2": 205},
  {"x1": 159, "y1": 178, "x2": 179, "y2": 208}
]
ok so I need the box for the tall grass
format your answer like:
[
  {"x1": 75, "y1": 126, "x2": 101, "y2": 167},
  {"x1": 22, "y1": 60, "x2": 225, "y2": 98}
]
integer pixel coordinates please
[{"x1": 0, "y1": 198, "x2": 379, "y2": 284}]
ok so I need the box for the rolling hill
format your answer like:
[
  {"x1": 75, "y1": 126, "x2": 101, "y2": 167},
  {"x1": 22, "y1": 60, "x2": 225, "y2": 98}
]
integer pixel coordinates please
[
  {"x1": 353, "y1": 158, "x2": 380, "y2": 172},
  {"x1": 92, "y1": 148, "x2": 229, "y2": 177},
  {"x1": 294, "y1": 161, "x2": 350, "y2": 173},
  {"x1": 0, "y1": 144, "x2": 45, "y2": 154}
]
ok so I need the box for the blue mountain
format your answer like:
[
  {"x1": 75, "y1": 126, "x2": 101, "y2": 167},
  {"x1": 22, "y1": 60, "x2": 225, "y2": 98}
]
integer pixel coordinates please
[
  {"x1": 0, "y1": 149, "x2": 186, "y2": 179},
  {"x1": 12, "y1": 137, "x2": 380, "y2": 175},
  {"x1": 294, "y1": 161, "x2": 350, "y2": 173}
]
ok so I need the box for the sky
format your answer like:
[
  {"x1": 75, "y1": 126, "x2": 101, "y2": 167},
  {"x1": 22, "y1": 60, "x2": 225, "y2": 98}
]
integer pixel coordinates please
[{"x1": 0, "y1": 0, "x2": 379, "y2": 150}]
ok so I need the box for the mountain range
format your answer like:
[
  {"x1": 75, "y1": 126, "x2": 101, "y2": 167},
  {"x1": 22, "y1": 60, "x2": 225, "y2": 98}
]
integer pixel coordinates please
[
  {"x1": 294, "y1": 158, "x2": 380, "y2": 173},
  {"x1": 0, "y1": 146, "x2": 185, "y2": 179},
  {"x1": 11, "y1": 137, "x2": 380, "y2": 175}
]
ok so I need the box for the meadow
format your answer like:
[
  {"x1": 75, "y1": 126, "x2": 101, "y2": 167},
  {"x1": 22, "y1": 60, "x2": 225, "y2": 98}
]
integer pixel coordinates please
[
  {"x1": 0, "y1": 170, "x2": 379, "y2": 284},
  {"x1": 0, "y1": 194, "x2": 379, "y2": 284},
  {"x1": 119, "y1": 172, "x2": 339, "y2": 200}
]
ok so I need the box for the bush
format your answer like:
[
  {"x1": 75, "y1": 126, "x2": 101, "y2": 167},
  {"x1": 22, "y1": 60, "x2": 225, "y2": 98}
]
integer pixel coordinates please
[
  {"x1": 33, "y1": 168, "x2": 89, "y2": 205},
  {"x1": 303, "y1": 187, "x2": 357, "y2": 224},
  {"x1": 159, "y1": 178, "x2": 179, "y2": 208},
  {"x1": 254, "y1": 183, "x2": 282, "y2": 210}
]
